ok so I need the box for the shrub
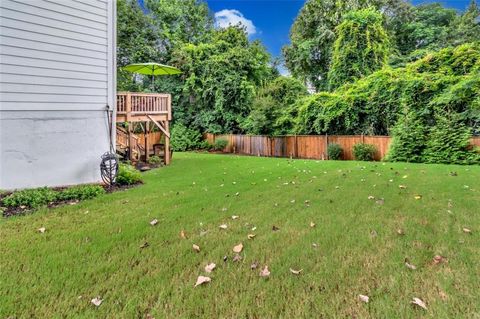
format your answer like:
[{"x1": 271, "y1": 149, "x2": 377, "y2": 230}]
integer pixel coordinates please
[
  {"x1": 171, "y1": 123, "x2": 202, "y2": 151},
  {"x1": 327, "y1": 143, "x2": 343, "y2": 160},
  {"x1": 198, "y1": 140, "x2": 214, "y2": 151},
  {"x1": 353, "y1": 143, "x2": 377, "y2": 161},
  {"x1": 213, "y1": 139, "x2": 228, "y2": 151},
  {"x1": 57, "y1": 185, "x2": 105, "y2": 201},
  {"x1": 2, "y1": 187, "x2": 57, "y2": 208},
  {"x1": 116, "y1": 163, "x2": 143, "y2": 186},
  {"x1": 148, "y1": 155, "x2": 162, "y2": 165}
]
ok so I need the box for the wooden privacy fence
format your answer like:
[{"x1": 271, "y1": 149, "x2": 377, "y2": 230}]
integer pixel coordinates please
[{"x1": 205, "y1": 134, "x2": 480, "y2": 161}]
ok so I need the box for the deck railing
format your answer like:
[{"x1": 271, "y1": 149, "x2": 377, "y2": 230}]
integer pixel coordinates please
[{"x1": 117, "y1": 92, "x2": 171, "y2": 120}]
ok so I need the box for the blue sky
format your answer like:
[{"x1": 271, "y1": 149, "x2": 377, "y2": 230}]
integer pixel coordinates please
[{"x1": 139, "y1": 0, "x2": 473, "y2": 58}]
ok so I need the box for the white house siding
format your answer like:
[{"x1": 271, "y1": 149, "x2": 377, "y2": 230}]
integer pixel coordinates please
[{"x1": 0, "y1": 0, "x2": 116, "y2": 189}]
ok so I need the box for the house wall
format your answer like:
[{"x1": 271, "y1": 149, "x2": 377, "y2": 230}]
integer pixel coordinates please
[{"x1": 0, "y1": 0, "x2": 116, "y2": 189}]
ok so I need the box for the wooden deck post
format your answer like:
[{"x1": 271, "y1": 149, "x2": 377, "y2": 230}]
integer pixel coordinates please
[
  {"x1": 164, "y1": 120, "x2": 171, "y2": 165},
  {"x1": 126, "y1": 92, "x2": 131, "y2": 122},
  {"x1": 144, "y1": 121, "x2": 149, "y2": 161}
]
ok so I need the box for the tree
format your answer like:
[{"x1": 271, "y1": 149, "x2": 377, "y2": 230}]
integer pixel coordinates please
[
  {"x1": 450, "y1": 0, "x2": 480, "y2": 46},
  {"x1": 172, "y1": 27, "x2": 272, "y2": 133},
  {"x1": 242, "y1": 77, "x2": 308, "y2": 135},
  {"x1": 327, "y1": 9, "x2": 390, "y2": 90},
  {"x1": 283, "y1": 0, "x2": 409, "y2": 91}
]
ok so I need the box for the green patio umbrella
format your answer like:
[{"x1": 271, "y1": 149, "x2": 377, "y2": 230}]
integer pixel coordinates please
[{"x1": 123, "y1": 62, "x2": 181, "y2": 91}]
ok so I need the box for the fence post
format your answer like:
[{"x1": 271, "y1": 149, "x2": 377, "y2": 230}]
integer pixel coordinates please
[
  {"x1": 294, "y1": 135, "x2": 298, "y2": 158},
  {"x1": 325, "y1": 134, "x2": 329, "y2": 160}
]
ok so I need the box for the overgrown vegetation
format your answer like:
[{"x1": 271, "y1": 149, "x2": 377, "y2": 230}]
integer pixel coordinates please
[
  {"x1": 171, "y1": 123, "x2": 202, "y2": 151},
  {"x1": 116, "y1": 163, "x2": 143, "y2": 186},
  {"x1": 147, "y1": 155, "x2": 163, "y2": 166},
  {"x1": 213, "y1": 139, "x2": 228, "y2": 151}
]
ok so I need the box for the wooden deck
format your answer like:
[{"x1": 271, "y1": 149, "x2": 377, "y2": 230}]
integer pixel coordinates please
[{"x1": 116, "y1": 92, "x2": 171, "y2": 165}]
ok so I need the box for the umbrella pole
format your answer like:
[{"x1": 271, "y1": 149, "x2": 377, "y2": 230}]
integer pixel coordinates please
[{"x1": 151, "y1": 74, "x2": 154, "y2": 92}]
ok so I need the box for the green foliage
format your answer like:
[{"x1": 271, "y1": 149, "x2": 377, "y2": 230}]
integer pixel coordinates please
[
  {"x1": 450, "y1": 0, "x2": 480, "y2": 46},
  {"x1": 170, "y1": 123, "x2": 202, "y2": 151},
  {"x1": 2, "y1": 185, "x2": 105, "y2": 209},
  {"x1": 116, "y1": 164, "x2": 143, "y2": 186},
  {"x1": 423, "y1": 113, "x2": 480, "y2": 164},
  {"x1": 57, "y1": 185, "x2": 105, "y2": 201},
  {"x1": 2, "y1": 187, "x2": 57, "y2": 208},
  {"x1": 242, "y1": 77, "x2": 308, "y2": 135},
  {"x1": 173, "y1": 27, "x2": 272, "y2": 133},
  {"x1": 328, "y1": 8, "x2": 390, "y2": 90},
  {"x1": 147, "y1": 156, "x2": 163, "y2": 165},
  {"x1": 353, "y1": 143, "x2": 377, "y2": 161},
  {"x1": 327, "y1": 144, "x2": 344, "y2": 160},
  {"x1": 386, "y1": 109, "x2": 429, "y2": 163},
  {"x1": 213, "y1": 139, "x2": 228, "y2": 151}
]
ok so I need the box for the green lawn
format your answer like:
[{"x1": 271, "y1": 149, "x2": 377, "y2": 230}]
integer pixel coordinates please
[{"x1": 1, "y1": 153, "x2": 479, "y2": 318}]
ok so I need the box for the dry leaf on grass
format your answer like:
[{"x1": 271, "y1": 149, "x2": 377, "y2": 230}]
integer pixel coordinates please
[
  {"x1": 375, "y1": 198, "x2": 385, "y2": 205},
  {"x1": 231, "y1": 215, "x2": 239, "y2": 220},
  {"x1": 414, "y1": 195, "x2": 422, "y2": 200},
  {"x1": 310, "y1": 222, "x2": 316, "y2": 228},
  {"x1": 91, "y1": 297, "x2": 102, "y2": 307},
  {"x1": 399, "y1": 185, "x2": 407, "y2": 189},
  {"x1": 462, "y1": 228, "x2": 472, "y2": 234},
  {"x1": 192, "y1": 244, "x2": 200, "y2": 252},
  {"x1": 204, "y1": 263, "x2": 216, "y2": 273},
  {"x1": 150, "y1": 219, "x2": 158, "y2": 226},
  {"x1": 233, "y1": 243, "x2": 243, "y2": 253},
  {"x1": 38, "y1": 227, "x2": 46, "y2": 233},
  {"x1": 233, "y1": 254, "x2": 242, "y2": 262},
  {"x1": 251, "y1": 261, "x2": 258, "y2": 269},
  {"x1": 139, "y1": 242, "x2": 149, "y2": 249},
  {"x1": 260, "y1": 265, "x2": 270, "y2": 277},
  {"x1": 219, "y1": 224, "x2": 228, "y2": 230},
  {"x1": 411, "y1": 297, "x2": 427, "y2": 310},
  {"x1": 272, "y1": 225, "x2": 280, "y2": 231},
  {"x1": 368, "y1": 195, "x2": 375, "y2": 200},
  {"x1": 289, "y1": 268, "x2": 303, "y2": 275},
  {"x1": 358, "y1": 294, "x2": 369, "y2": 303},
  {"x1": 405, "y1": 259, "x2": 417, "y2": 270},
  {"x1": 396, "y1": 229, "x2": 405, "y2": 235},
  {"x1": 195, "y1": 276, "x2": 211, "y2": 287},
  {"x1": 432, "y1": 255, "x2": 447, "y2": 265},
  {"x1": 247, "y1": 234, "x2": 256, "y2": 240},
  {"x1": 180, "y1": 230, "x2": 187, "y2": 239}
]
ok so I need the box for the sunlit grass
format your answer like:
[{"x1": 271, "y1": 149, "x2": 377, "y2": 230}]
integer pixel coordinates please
[{"x1": 1, "y1": 153, "x2": 479, "y2": 318}]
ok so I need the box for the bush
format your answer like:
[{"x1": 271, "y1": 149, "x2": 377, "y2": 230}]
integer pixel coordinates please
[
  {"x1": 327, "y1": 143, "x2": 343, "y2": 160},
  {"x1": 171, "y1": 123, "x2": 202, "y2": 151},
  {"x1": 2, "y1": 187, "x2": 57, "y2": 208},
  {"x1": 148, "y1": 155, "x2": 162, "y2": 165},
  {"x1": 57, "y1": 185, "x2": 105, "y2": 201},
  {"x1": 116, "y1": 163, "x2": 143, "y2": 186},
  {"x1": 353, "y1": 143, "x2": 377, "y2": 161},
  {"x1": 213, "y1": 139, "x2": 228, "y2": 151},
  {"x1": 198, "y1": 140, "x2": 214, "y2": 151}
]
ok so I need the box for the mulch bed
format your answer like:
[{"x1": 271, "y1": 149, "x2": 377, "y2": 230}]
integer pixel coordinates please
[{"x1": 1, "y1": 183, "x2": 141, "y2": 218}]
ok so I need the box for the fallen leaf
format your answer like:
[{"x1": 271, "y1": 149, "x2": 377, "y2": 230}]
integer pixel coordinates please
[
  {"x1": 233, "y1": 243, "x2": 243, "y2": 253},
  {"x1": 180, "y1": 230, "x2": 187, "y2": 239},
  {"x1": 310, "y1": 222, "x2": 316, "y2": 228},
  {"x1": 375, "y1": 198, "x2": 384, "y2": 205},
  {"x1": 259, "y1": 265, "x2": 270, "y2": 277},
  {"x1": 462, "y1": 228, "x2": 472, "y2": 234},
  {"x1": 204, "y1": 263, "x2": 216, "y2": 273},
  {"x1": 312, "y1": 243, "x2": 318, "y2": 248},
  {"x1": 219, "y1": 224, "x2": 228, "y2": 230},
  {"x1": 140, "y1": 242, "x2": 149, "y2": 249},
  {"x1": 233, "y1": 254, "x2": 242, "y2": 262},
  {"x1": 405, "y1": 259, "x2": 417, "y2": 270},
  {"x1": 289, "y1": 268, "x2": 303, "y2": 275},
  {"x1": 399, "y1": 185, "x2": 407, "y2": 189},
  {"x1": 235, "y1": 192, "x2": 240, "y2": 196},
  {"x1": 192, "y1": 244, "x2": 200, "y2": 252},
  {"x1": 251, "y1": 261, "x2": 258, "y2": 269},
  {"x1": 414, "y1": 195, "x2": 422, "y2": 200},
  {"x1": 432, "y1": 255, "x2": 447, "y2": 265},
  {"x1": 251, "y1": 226, "x2": 257, "y2": 231},
  {"x1": 247, "y1": 234, "x2": 256, "y2": 240},
  {"x1": 272, "y1": 225, "x2": 280, "y2": 231},
  {"x1": 231, "y1": 215, "x2": 239, "y2": 220},
  {"x1": 223, "y1": 255, "x2": 228, "y2": 262},
  {"x1": 91, "y1": 297, "x2": 102, "y2": 307},
  {"x1": 411, "y1": 297, "x2": 427, "y2": 310},
  {"x1": 150, "y1": 219, "x2": 158, "y2": 226},
  {"x1": 397, "y1": 229, "x2": 405, "y2": 235},
  {"x1": 358, "y1": 294, "x2": 369, "y2": 303},
  {"x1": 194, "y1": 275, "x2": 211, "y2": 287},
  {"x1": 38, "y1": 227, "x2": 46, "y2": 233},
  {"x1": 368, "y1": 195, "x2": 375, "y2": 200}
]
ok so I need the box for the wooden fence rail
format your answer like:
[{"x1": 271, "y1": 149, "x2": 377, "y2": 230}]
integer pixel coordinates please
[{"x1": 205, "y1": 134, "x2": 480, "y2": 161}]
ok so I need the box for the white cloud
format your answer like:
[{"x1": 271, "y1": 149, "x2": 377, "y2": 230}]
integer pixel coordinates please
[{"x1": 214, "y1": 9, "x2": 257, "y2": 36}]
